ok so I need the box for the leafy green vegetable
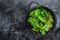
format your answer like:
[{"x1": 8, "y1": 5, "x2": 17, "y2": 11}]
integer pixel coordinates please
[
  {"x1": 27, "y1": 5, "x2": 54, "y2": 35},
  {"x1": 29, "y1": 10, "x2": 35, "y2": 16},
  {"x1": 40, "y1": 29, "x2": 46, "y2": 35},
  {"x1": 38, "y1": 15, "x2": 47, "y2": 23},
  {"x1": 35, "y1": 9, "x2": 40, "y2": 16}
]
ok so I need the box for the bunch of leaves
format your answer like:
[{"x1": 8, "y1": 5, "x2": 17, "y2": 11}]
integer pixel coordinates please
[{"x1": 27, "y1": 5, "x2": 54, "y2": 35}]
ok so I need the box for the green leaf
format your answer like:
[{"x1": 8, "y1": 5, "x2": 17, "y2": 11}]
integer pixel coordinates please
[
  {"x1": 29, "y1": 10, "x2": 35, "y2": 16},
  {"x1": 35, "y1": 9, "x2": 40, "y2": 16},
  {"x1": 40, "y1": 29, "x2": 46, "y2": 35},
  {"x1": 38, "y1": 15, "x2": 47, "y2": 23}
]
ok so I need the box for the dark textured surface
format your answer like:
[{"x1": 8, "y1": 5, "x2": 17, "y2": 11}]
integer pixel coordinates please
[{"x1": 0, "y1": 0, "x2": 60, "y2": 40}]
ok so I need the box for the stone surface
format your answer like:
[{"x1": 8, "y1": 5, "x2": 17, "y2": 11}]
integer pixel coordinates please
[{"x1": 0, "y1": 0, "x2": 60, "y2": 40}]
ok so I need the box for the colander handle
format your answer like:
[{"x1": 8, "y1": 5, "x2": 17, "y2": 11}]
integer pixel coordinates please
[{"x1": 28, "y1": 2, "x2": 39, "y2": 10}]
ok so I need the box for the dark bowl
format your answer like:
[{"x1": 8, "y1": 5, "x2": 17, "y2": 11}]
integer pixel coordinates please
[{"x1": 25, "y1": 2, "x2": 56, "y2": 36}]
